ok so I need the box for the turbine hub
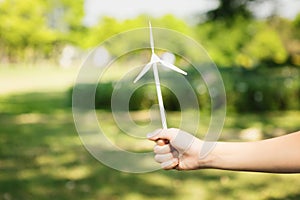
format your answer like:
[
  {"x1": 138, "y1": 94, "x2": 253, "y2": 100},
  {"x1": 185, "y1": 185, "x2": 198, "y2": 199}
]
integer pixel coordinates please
[{"x1": 151, "y1": 53, "x2": 161, "y2": 63}]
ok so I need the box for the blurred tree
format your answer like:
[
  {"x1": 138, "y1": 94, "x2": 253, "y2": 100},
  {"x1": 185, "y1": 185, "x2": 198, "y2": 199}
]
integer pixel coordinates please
[
  {"x1": 0, "y1": 0, "x2": 85, "y2": 63},
  {"x1": 0, "y1": 0, "x2": 56, "y2": 62},
  {"x1": 294, "y1": 13, "x2": 300, "y2": 31},
  {"x1": 155, "y1": 15, "x2": 194, "y2": 35},
  {"x1": 84, "y1": 15, "x2": 195, "y2": 51},
  {"x1": 267, "y1": 16, "x2": 300, "y2": 66},
  {"x1": 195, "y1": 17, "x2": 253, "y2": 67},
  {"x1": 83, "y1": 17, "x2": 122, "y2": 49},
  {"x1": 195, "y1": 16, "x2": 289, "y2": 68},
  {"x1": 243, "y1": 23, "x2": 287, "y2": 65},
  {"x1": 47, "y1": 0, "x2": 86, "y2": 47},
  {"x1": 206, "y1": 0, "x2": 255, "y2": 21},
  {"x1": 292, "y1": 14, "x2": 300, "y2": 66}
]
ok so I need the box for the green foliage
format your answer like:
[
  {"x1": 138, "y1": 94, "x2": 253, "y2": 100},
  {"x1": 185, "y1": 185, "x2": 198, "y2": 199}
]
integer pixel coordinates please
[
  {"x1": 49, "y1": 0, "x2": 86, "y2": 47},
  {"x1": 0, "y1": 0, "x2": 299, "y2": 68},
  {"x1": 222, "y1": 67, "x2": 300, "y2": 112},
  {"x1": 243, "y1": 24, "x2": 287, "y2": 65},
  {"x1": 67, "y1": 67, "x2": 300, "y2": 113},
  {"x1": 82, "y1": 15, "x2": 194, "y2": 50},
  {"x1": 70, "y1": 15, "x2": 300, "y2": 68},
  {"x1": 206, "y1": 0, "x2": 254, "y2": 21},
  {"x1": 0, "y1": 0, "x2": 85, "y2": 62},
  {"x1": 69, "y1": 83, "x2": 182, "y2": 111},
  {"x1": 293, "y1": 13, "x2": 300, "y2": 29},
  {"x1": 0, "y1": 0, "x2": 56, "y2": 61},
  {"x1": 154, "y1": 14, "x2": 195, "y2": 35},
  {"x1": 195, "y1": 18, "x2": 289, "y2": 68},
  {"x1": 195, "y1": 17, "x2": 253, "y2": 67},
  {"x1": 58, "y1": 0, "x2": 84, "y2": 30},
  {"x1": 263, "y1": 16, "x2": 300, "y2": 66},
  {"x1": 83, "y1": 14, "x2": 292, "y2": 69}
]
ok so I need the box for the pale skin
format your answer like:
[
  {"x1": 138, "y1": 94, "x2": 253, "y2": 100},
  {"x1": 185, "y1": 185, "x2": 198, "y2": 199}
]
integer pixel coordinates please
[{"x1": 147, "y1": 128, "x2": 300, "y2": 173}]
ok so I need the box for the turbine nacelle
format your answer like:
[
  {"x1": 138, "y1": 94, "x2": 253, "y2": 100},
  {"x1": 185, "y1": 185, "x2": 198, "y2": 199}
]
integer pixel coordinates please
[
  {"x1": 151, "y1": 53, "x2": 161, "y2": 63},
  {"x1": 134, "y1": 54, "x2": 187, "y2": 83}
]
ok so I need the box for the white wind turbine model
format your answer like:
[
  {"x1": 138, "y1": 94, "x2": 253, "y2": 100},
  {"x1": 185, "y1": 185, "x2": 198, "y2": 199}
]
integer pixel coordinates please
[{"x1": 134, "y1": 22, "x2": 187, "y2": 129}]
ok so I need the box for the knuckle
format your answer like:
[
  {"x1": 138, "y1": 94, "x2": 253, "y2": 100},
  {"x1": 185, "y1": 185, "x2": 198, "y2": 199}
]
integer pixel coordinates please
[
  {"x1": 154, "y1": 154, "x2": 161, "y2": 162},
  {"x1": 153, "y1": 145, "x2": 160, "y2": 153}
]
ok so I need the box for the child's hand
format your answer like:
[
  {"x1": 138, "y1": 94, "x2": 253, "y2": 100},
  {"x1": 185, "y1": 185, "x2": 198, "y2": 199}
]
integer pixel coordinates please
[{"x1": 147, "y1": 128, "x2": 205, "y2": 170}]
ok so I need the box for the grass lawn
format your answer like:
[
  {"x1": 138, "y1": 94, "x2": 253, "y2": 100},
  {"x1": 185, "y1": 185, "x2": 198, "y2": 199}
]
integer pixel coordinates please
[{"x1": 0, "y1": 66, "x2": 300, "y2": 200}]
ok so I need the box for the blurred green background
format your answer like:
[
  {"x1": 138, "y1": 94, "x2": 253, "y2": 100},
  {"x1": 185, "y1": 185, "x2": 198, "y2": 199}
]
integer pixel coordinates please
[{"x1": 1, "y1": 0, "x2": 300, "y2": 199}]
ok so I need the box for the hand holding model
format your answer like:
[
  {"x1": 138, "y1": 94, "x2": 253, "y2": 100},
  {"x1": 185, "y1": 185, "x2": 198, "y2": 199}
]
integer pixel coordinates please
[{"x1": 148, "y1": 128, "x2": 300, "y2": 173}]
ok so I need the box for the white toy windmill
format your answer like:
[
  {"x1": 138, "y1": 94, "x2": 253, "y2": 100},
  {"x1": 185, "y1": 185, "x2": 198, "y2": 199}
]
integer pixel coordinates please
[{"x1": 134, "y1": 22, "x2": 187, "y2": 129}]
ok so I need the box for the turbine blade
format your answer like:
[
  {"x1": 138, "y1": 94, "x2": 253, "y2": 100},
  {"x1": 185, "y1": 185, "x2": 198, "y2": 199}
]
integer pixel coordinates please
[
  {"x1": 160, "y1": 60, "x2": 187, "y2": 75},
  {"x1": 133, "y1": 62, "x2": 153, "y2": 83},
  {"x1": 149, "y1": 21, "x2": 154, "y2": 54}
]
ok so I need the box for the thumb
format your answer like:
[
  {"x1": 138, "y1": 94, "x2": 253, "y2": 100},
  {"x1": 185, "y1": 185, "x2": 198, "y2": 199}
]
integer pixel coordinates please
[
  {"x1": 148, "y1": 128, "x2": 196, "y2": 152},
  {"x1": 147, "y1": 128, "x2": 178, "y2": 141}
]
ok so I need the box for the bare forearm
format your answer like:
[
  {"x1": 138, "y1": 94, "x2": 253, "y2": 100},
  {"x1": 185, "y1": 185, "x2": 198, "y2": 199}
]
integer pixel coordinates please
[{"x1": 206, "y1": 131, "x2": 300, "y2": 173}]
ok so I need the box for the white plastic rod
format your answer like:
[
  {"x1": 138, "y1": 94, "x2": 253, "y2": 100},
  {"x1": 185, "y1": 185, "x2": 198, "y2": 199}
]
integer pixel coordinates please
[
  {"x1": 152, "y1": 62, "x2": 167, "y2": 129},
  {"x1": 149, "y1": 21, "x2": 155, "y2": 54}
]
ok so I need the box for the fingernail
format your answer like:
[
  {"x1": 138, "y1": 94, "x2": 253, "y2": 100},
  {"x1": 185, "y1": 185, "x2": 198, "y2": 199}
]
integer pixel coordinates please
[
  {"x1": 147, "y1": 129, "x2": 161, "y2": 138},
  {"x1": 156, "y1": 139, "x2": 168, "y2": 146}
]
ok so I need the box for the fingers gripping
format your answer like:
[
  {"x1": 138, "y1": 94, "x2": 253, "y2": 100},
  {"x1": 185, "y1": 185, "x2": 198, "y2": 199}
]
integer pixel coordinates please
[
  {"x1": 148, "y1": 128, "x2": 197, "y2": 170},
  {"x1": 154, "y1": 144, "x2": 171, "y2": 154},
  {"x1": 161, "y1": 158, "x2": 179, "y2": 170},
  {"x1": 154, "y1": 153, "x2": 173, "y2": 163}
]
